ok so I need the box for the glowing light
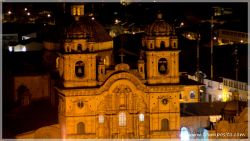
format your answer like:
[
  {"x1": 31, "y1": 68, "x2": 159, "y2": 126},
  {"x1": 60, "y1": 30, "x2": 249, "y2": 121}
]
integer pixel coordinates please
[
  {"x1": 115, "y1": 19, "x2": 120, "y2": 24},
  {"x1": 139, "y1": 113, "x2": 144, "y2": 122},
  {"x1": 99, "y1": 115, "x2": 104, "y2": 123},
  {"x1": 24, "y1": 8, "x2": 27, "y2": 11},
  {"x1": 22, "y1": 46, "x2": 26, "y2": 52},
  {"x1": 8, "y1": 11, "x2": 12, "y2": 14},
  {"x1": 8, "y1": 46, "x2": 13, "y2": 52},
  {"x1": 213, "y1": 36, "x2": 217, "y2": 40},
  {"x1": 200, "y1": 89, "x2": 204, "y2": 93},
  {"x1": 119, "y1": 112, "x2": 126, "y2": 126},
  {"x1": 180, "y1": 22, "x2": 184, "y2": 26},
  {"x1": 180, "y1": 127, "x2": 190, "y2": 141},
  {"x1": 153, "y1": 0, "x2": 157, "y2": 2},
  {"x1": 218, "y1": 95, "x2": 222, "y2": 99},
  {"x1": 187, "y1": 34, "x2": 191, "y2": 37},
  {"x1": 240, "y1": 40, "x2": 243, "y2": 43},
  {"x1": 27, "y1": 12, "x2": 30, "y2": 16},
  {"x1": 91, "y1": 17, "x2": 95, "y2": 20},
  {"x1": 132, "y1": 32, "x2": 135, "y2": 35},
  {"x1": 47, "y1": 14, "x2": 51, "y2": 18}
]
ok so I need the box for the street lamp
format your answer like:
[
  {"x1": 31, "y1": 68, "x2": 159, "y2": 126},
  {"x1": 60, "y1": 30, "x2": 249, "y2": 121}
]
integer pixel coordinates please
[
  {"x1": 115, "y1": 19, "x2": 120, "y2": 24},
  {"x1": 47, "y1": 14, "x2": 51, "y2": 18},
  {"x1": 8, "y1": 11, "x2": 12, "y2": 15},
  {"x1": 24, "y1": 8, "x2": 27, "y2": 11},
  {"x1": 27, "y1": 12, "x2": 30, "y2": 16},
  {"x1": 180, "y1": 22, "x2": 184, "y2": 27}
]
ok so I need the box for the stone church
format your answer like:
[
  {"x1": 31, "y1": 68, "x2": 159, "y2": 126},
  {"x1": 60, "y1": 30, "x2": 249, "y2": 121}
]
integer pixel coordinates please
[{"x1": 16, "y1": 4, "x2": 202, "y2": 139}]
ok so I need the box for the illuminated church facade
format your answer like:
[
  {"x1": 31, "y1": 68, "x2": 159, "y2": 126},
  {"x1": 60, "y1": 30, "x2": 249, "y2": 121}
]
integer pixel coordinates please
[
  {"x1": 16, "y1": 4, "x2": 202, "y2": 139},
  {"x1": 54, "y1": 4, "x2": 200, "y2": 139}
]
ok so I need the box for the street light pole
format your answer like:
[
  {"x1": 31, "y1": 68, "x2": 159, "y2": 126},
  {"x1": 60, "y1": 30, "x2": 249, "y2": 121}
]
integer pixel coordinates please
[
  {"x1": 210, "y1": 15, "x2": 214, "y2": 81},
  {"x1": 196, "y1": 25, "x2": 200, "y2": 82}
]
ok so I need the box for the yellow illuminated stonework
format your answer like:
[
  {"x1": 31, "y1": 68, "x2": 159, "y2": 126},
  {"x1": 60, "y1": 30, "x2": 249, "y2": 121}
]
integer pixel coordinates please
[
  {"x1": 54, "y1": 12, "x2": 199, "y2": 139},
  {"x1": 16, "y1": 8, "x2": 202, "y2": 139}
]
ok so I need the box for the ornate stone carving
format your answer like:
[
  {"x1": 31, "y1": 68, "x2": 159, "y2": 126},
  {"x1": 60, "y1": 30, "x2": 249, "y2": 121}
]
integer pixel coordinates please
[{"x1": 112, "y1": 84, "x2": 132, "y2": 93}]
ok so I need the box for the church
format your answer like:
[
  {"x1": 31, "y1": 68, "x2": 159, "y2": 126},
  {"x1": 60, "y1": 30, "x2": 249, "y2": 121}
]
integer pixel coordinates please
[{"x1": 16, "y1": 3, "x2": 202, "y2": 139}]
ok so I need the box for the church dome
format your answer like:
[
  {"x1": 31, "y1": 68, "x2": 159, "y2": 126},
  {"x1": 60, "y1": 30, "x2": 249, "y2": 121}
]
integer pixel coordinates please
[
  {"x1": 146, "y1": 13, "x2": 174, "y2": 36},
  {"x1": 66, "y1": 16, "x2": 112, "y2": 42}
]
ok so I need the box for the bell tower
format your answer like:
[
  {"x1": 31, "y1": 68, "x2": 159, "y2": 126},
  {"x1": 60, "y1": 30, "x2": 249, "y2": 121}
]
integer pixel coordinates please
[
  {"x1": 57, "y1": 4, "x2": 98, "y2": 88},
  {"x1": 143, "y1": 13, "x2": 180, "y2": 84}
]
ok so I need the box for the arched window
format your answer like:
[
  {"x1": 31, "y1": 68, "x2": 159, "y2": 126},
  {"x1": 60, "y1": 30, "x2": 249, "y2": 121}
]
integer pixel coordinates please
[
  {"x1": 161, "y1": 118, "x2": 169, "y2": 131},
  {"x1": 190, "y1": 91, "x2": 195, "y2": 99},
  {"x1": 73, "y1": 8, "x2": 76, "y2": 15},
  {"x1": 160, "y1": 41, "x2": 165, "y2": 49},
  {"x1": 77, "y1": 44, "x2": 82, "y2": 52},
  {"x1": 140, "y1": 67, "x2": 143, "y2": 73},
  {"x1": 119, "y1": 112, "x2": 126, "y2": 126},
  {"x1": 174, "y1": 42, "x2": 176, "y2": 48},
  {"x1": 158, "y1": 58, "x2": 168, "y2": 74},
  {"x1": 75, "y1": 61, "x2": 84, "y2": 77},
  {"x1": 139, "y1": 113, "x2": 144, "y2": 122},
  {"x1": 99, "y1": 115, "x2": 104, "y2": 124},
  {"x1": 77, "y1": 122, "x2": 85, "y2": 134}
]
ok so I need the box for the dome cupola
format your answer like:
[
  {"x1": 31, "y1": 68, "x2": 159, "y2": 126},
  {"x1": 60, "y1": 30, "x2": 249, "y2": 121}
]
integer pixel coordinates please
[{"x1": 146, "y1": 12, "x2": 174, "y2": 36}]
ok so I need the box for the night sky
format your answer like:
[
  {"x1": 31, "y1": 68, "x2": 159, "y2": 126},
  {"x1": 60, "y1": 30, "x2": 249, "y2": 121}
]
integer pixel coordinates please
[{"x1": 3, "y1": 2, "x2": 247, "y2": 25}]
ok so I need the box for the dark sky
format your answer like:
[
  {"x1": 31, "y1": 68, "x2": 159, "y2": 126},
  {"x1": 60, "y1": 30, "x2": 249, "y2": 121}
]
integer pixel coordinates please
[{"x1": 3, "y1": 2, "x2": 247, "y2": 23}]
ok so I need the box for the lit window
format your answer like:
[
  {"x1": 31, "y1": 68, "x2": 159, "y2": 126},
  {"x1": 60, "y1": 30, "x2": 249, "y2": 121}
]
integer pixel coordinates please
[
  {"x1": 99, "y1": 115, "x2": 104, "y2": 124},
  {"x1": 77, "y1": 8, "x2": 81, "y2": 15},
  {"x1": 56, "y1": 57, "x2": 59, "y2": 69},
  {"x1": 218, "y1": 95, "x2": 222, "y2": 100},
  {"x1": 218, "y1": 83, "x2": 223, "y2": 90},
  {"x1": 73, "y1": 8, "x2": 76, "y2": 15},
  {"x1": 119, "y1": 112, "x2": 126, "y2": 126},
  {"x1": 103, "y1": 58, "x2": 106, "y2": 65},
  {"x1": 22, "y1": 46, "x2": 26, "y2": 52},
  {"x1": 139, "y1": 113, "x2": 144, "y2": 122},
  {"x1": 8, "y1": 46, "x2": 13, "y2": 52}
]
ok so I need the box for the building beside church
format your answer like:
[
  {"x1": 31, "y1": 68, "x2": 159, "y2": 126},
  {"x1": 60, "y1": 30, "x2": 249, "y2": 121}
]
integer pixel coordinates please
[{"x1": 16, "y1": 4, "x2": 203, "y2": 139}]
